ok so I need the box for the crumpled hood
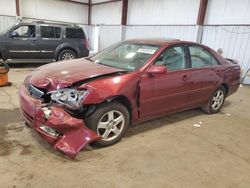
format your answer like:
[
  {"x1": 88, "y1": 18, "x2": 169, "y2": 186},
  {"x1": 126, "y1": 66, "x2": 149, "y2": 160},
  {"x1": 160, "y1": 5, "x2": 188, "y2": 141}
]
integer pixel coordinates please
[{"x1": 29, "y1": 59, "x2": 124, "y2": 91}]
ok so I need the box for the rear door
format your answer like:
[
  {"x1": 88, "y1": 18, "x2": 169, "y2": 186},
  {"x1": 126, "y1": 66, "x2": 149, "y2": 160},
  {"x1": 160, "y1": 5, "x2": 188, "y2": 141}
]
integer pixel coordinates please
[
  {"x1": 140, "y1": 45, "x2": 192, "y2": 118},
  {"x1": 186, "y1": 45, "x2": 223, "y2": 107},
  {"x1": 65, "y1": 27, "x2": 87, "y2": 56},
  {"x1": 36, "y1": 25, "x2": 62, "y2": 59},
  {"x1": 5, "y1": 24, "x2": 40, "y2": 59}
]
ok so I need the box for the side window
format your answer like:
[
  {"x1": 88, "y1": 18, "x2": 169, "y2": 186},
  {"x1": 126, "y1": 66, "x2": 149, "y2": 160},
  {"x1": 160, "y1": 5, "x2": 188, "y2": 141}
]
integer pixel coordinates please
[
  {"x1": 11, "y1": 25, "x2": 36, "y2": 38},
  {"x1": 66, "y1": 28, "x2": 85, "y2": 39},
  {"x1": 155, "y1": 46, "x2": 186, "y2": 71},
  {"x1": 189, "y1": 46, "x2": 219, "y2": 68},
  {"x1": 41, "y1": 26, "x2": 61, "y2": 39}
]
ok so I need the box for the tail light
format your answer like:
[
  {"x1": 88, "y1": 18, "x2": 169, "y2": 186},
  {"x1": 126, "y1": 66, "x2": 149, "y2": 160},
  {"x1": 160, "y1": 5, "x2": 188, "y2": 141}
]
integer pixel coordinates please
[{"x1": 84, "y1": 38, "x2": 89, "y2": 49}]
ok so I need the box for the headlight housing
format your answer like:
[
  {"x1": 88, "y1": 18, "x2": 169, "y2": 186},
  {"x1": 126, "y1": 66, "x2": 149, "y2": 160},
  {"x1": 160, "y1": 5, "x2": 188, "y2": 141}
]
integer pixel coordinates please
[{"x1": 49, "y1": 89, "x2": 88, "y2": 110}]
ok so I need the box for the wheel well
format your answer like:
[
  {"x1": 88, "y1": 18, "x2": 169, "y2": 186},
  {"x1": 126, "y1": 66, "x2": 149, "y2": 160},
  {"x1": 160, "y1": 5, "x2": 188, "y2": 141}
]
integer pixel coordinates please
[
  {"x1": 108, "y1": 95, "x2": 132, "y2": 123},
  {"x1": 57, "y1": 47, "x2": 78, "y2": 60},
  {"x1": 221, "y1": 83, "x2": 229, "y2": 96}
]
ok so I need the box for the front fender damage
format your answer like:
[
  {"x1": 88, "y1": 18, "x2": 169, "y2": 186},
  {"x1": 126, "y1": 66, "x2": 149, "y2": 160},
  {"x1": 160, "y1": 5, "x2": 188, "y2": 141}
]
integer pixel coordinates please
[{"x1": 33, "y1": 106, "x2": 100, "y2": 158}]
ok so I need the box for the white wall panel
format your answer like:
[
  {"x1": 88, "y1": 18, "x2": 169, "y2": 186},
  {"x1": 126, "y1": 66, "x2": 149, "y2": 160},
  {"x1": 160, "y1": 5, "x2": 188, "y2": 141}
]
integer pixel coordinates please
[
  {"x1": 205, "y1": 0, "x2": 250, "y2": 25},
  {"x1": 20, "y1": 0, "x2": 88, "y2": 24},
  {"x1": 201, "y1": 26, "x2": 250, "y2": 83},
  {"x1": 127, "y1": 0, "x2": 200, "y2": 25},
  {"x1": 0, "y1": 15, "x2": 17, "y2": 34},
  {"x1": 91, "y1": 1, "x2": 122, "y2": 25},
  {"x1": 125, "y1": 25, "x2": 197, "y2": 41},
  {"x1": 0, "y1": 0, "x2": 16, "y2": 16},
  {"x1": 98, "y1": 26, "x2": 122, "y2": 49}
]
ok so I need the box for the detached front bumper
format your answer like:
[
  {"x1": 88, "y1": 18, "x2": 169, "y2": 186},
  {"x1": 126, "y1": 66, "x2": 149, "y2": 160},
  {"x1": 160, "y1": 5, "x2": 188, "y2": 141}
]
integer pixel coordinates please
[{"x1": 18, "y1": 83, "x2": 100, "y2": 158}]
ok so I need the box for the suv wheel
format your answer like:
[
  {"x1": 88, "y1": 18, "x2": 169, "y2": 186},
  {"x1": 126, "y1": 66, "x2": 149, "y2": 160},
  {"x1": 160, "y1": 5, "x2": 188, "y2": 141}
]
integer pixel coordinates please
[
  {"x1": 85, "y1": 102, "x2": 130, "y2": 147},
  {"x1": 58, "y1": 49, "x2": 77, "y2": 61}
]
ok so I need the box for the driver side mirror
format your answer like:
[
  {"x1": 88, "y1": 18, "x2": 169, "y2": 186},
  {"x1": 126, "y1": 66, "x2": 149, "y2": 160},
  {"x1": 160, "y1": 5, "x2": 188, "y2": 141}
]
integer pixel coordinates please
[
  {"x1": 10, "y1": 31, "x2": 18, "y2": 38},
  {"x1": 146, "y1": 65, "x2": 167, "y2": 74}
]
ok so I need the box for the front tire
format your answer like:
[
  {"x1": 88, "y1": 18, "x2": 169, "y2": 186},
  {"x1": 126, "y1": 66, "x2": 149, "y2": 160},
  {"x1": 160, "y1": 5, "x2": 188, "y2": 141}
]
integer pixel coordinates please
[
  {"x1": 58, "y1": 49, "x2": 77, "y2": 61},
  {"x1": 202, "y1": 85, "x2": 226, "y2": 114},
  {"x1": 85, "y1": 102, "x2": 130, "y2": 147}
]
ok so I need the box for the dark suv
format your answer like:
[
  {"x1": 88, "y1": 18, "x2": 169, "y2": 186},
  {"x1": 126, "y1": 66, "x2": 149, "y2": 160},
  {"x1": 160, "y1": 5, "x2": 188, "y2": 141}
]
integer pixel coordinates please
[{"x1": 0, "y1": 21, "x2": 89, "y2": 63}]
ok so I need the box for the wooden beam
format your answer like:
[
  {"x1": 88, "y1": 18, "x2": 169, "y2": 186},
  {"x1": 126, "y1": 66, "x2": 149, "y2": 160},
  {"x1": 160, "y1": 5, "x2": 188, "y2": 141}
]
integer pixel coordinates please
[
  {"x1": 197, "y1": 0, "x2": 208, "y2": 25},
  {"x1": 15, "y1": 0, "x2": 20, "y2": 16},
  {"x1": 91, "y1": 0, "x2": 121, "y2": 6},
  {"x1": 88, "y1": 0, "x2": 92, "y2": 25},
  {"x1": 121, "y1": 0, "x2": 128, "y2": 25}
]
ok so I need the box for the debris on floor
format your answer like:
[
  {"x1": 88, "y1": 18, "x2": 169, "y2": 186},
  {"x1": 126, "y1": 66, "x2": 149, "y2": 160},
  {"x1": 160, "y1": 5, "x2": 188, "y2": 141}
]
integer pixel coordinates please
[{"x1": 193, "y1": 122, "x2": 202, "y2": 128}]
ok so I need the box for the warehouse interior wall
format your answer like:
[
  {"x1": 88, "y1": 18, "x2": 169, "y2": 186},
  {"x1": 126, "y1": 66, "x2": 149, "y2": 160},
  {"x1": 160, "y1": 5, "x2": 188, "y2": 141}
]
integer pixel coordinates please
[
  {"x1": 0, "y1": 0, "x2": 249, "y2": 83},
  {"x1": 91, "y1": 1, "x2": 122, "y2": 25},
  {"x1": 20, "y1": 0, "x2": 89, "y2": 24},
  {"x1": 127, "y1": 0, "x2": 200, "y2": 25}
]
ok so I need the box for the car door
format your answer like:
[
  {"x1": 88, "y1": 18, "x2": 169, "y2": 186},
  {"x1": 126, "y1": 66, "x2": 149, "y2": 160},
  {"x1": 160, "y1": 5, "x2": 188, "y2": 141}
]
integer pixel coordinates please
[
  {"x1": 5, "y1": 24, "x2": 40, "y2": 59},
  {"x1": 36, "y1": 25, "x2": 62, "y2": 59},
  {"x1": 186, "y1": 45, "x2": 222, "y2": 107},
  {"x1": 139, "y1": 45, "x2": 192, "y2": 118}
]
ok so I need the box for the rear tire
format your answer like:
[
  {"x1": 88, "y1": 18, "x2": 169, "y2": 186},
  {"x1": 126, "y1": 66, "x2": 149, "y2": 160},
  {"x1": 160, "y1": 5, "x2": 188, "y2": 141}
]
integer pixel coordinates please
[
  {"x1": 58, "y1": 49, "x2": 77, "y2": 61},
  {"x1": 202, "y1": 85, "x2": 226, "y2": 114},
  {"x1": 85, "y1": 101, "x2": 130, "y2": 147}
]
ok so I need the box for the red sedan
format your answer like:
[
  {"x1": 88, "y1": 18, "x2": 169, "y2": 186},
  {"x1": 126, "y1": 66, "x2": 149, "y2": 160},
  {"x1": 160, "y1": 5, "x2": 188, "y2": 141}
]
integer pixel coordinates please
[{"x1": 19, "y1": 39, "x2": 241, "y2": 158}]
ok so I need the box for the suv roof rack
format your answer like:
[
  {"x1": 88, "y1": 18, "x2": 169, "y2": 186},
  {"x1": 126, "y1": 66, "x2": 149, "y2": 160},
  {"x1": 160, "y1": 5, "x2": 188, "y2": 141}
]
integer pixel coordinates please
[{"x1": 31, "y1": 20, "x2": 80, "y2": 27}]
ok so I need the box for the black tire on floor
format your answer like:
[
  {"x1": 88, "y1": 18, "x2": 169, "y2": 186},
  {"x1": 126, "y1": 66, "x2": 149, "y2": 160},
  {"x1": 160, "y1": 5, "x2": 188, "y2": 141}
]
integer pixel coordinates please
[
  {"x1": 85, "y1": 101, "x2": 130, "y2": 147},
  {"x1": 202, "y1": 85, "x2": 226, "y2": 114},
  {"x1": 58, "y1": 49, "x2": 77, "y2": 61}
]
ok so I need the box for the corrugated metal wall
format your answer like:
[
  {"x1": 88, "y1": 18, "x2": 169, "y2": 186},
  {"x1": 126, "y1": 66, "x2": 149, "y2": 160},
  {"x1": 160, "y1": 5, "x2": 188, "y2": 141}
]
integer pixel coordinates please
[
  {"x1": 0, "y1": 15, "x2": 17, "y2": 34},
  {"x1": 20, "y1": 0, "x2": 88, "y2": 24},
  {"x1": 95, "y1": 25, "x2": 198, "y2": 50},
  {"x1": 91, "y1": 1, "x2": 122, "y2": 25},
  {"x1": 202, "y1": 25, "x2": 250, "y2": 83},
  {"x1": 127, "y1": 0, "x2": 200, "y2": 25},
  {"x1": 205, "y1": 0, "x2": 250, "y2": 25},
  {"x1": 125, "y1": 25, "x2": 197, "y2": 41}
]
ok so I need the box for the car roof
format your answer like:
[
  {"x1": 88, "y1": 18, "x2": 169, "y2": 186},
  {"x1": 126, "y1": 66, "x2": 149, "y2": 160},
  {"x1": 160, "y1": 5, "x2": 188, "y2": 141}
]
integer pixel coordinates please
[
  {"x1": 125, "y1": 38, "x2": 181, "y2": 46},
  {"x1": 124, "y1": 38, "x2": 212, "y2": 49},
  {"x1": 19, "y1": 21, "x2": 81, "y2": 28}
]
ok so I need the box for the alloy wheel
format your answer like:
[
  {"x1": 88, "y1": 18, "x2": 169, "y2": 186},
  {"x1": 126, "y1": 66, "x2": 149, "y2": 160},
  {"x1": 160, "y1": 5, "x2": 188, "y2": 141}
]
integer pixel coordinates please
[
  {"x1": 62, "y1": 52, "x2": 75, "y2": 60},
  {"x1": 211, "y1": 90, "x2": 224, "y2": 111},
  {"x1": 97, "y1": 110, "x2": 125, "y2": 141}
]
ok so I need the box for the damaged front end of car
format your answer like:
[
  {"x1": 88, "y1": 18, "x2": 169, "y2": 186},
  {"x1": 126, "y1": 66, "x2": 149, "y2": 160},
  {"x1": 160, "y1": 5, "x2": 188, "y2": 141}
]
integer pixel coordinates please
[
  {"x1": 19, "y1": 81, "x2": 101, "y2": 159},
  {"x1": 34, "y1": 106, "x2": 100, "y2": 158}
]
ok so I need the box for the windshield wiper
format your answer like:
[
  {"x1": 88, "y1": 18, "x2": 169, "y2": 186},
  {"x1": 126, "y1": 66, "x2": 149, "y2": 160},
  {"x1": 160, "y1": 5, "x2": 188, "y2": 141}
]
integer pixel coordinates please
[
  {"x1": 97, "y1": 62, "x2": 114, "y2": 68},
  {"x1": 97, "y1": 62, "x2": 128, "y2": 71}
]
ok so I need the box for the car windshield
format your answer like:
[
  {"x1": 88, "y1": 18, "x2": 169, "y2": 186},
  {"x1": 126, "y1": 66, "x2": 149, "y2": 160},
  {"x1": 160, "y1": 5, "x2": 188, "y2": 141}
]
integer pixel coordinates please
[{"x1": 90, "y1": 42, "x2": 160, "y2": 71}]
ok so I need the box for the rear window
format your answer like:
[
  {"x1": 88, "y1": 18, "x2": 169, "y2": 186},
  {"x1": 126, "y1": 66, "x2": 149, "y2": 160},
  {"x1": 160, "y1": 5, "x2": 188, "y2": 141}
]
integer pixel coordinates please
[
  {"x1": 41, "y1": 26, "x2": 61, "y2": 38},
  {"x1": 66, "y1": 28, "x2": 85, "y2": 39}
]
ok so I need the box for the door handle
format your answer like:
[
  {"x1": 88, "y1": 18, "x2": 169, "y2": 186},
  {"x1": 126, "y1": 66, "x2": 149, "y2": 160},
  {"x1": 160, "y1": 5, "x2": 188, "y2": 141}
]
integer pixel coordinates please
[
  {"x1": 182, "y1": 75, "x2": 188, "y2": 81},
  {"x1": 216, "y1": 69, "x2": 224, "y2": 73}
]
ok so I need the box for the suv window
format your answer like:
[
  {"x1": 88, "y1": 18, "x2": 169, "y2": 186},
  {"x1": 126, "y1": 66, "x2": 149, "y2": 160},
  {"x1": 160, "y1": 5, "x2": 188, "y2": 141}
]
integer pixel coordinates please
[
  {"x1": 189, "y1": 46, "x2": 219, "y2": 68},
  {"x1": 155, "y1": 46, "x2": 186, "y2": 71},
  {"x1": 41, "y1": 26, "x2": 61, "y2": 38},
  {"x1": 66, "y1": 28, "x2": 85, "y2": 39},
  {"x1": 12, "y1": 25, "x2": 36, "y2": 38}
]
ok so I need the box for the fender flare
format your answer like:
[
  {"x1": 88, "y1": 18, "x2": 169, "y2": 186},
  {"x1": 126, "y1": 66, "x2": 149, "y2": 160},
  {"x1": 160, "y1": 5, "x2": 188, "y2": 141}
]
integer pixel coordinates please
[{"x1": 55, "y1": 43, "x2": 80, "y2": 60}]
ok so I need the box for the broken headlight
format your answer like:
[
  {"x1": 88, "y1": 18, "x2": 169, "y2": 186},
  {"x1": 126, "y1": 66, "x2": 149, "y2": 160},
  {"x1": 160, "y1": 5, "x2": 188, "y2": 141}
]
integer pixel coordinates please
[{"x1": 49, "y1": 89, "x2": 88, "y2": 110}]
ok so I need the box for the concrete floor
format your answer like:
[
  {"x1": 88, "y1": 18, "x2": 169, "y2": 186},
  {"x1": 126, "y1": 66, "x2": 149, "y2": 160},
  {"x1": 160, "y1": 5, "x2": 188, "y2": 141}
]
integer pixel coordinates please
[{"x1": 0, "y1": 67, "x2": 250, "y2": 188}]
